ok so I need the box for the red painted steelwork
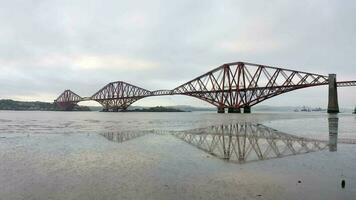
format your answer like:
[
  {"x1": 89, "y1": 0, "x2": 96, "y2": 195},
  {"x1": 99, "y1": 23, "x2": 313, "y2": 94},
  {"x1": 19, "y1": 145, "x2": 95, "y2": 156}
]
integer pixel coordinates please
[
  {"x1": 54, "y1": 61, "x2": 355, "y2": 111},
  {"x1": 90, "y1": 81, "x2": 151, "y2": 111},
  {"x1": 54, "y1": 90, "x2": 82, "y2": 110},
  {"x1": 171, "y1": 62, "x2": 328, "y2": 109},
  {"x1": 336, "y1": 81, "x2": 356, "y2": 87}
]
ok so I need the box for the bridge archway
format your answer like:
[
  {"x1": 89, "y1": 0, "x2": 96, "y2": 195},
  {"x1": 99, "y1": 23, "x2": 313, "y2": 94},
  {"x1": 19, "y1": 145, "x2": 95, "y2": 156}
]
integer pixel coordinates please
[
  {"x1": 77, "y1": 100, "x2": 102, "y2": 111},
  {"x1": 127, "y1": 95, "x2": 213, "y2": 109}
]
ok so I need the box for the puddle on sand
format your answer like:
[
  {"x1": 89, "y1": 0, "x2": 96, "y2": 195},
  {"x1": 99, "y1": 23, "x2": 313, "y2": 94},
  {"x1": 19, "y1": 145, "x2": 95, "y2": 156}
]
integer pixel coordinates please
[{"x1": 101, "y1": 123, "x2": 330, "y2": 164}]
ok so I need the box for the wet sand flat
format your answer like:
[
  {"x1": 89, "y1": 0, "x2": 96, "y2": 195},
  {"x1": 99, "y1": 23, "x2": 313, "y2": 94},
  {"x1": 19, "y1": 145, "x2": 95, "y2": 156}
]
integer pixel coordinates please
[
  {"x1": 0, "y1": 133, "x2": 355, "y2": 200},
  {"x1": 0, "y1": 111, "x2": 355, "y2": 199}
]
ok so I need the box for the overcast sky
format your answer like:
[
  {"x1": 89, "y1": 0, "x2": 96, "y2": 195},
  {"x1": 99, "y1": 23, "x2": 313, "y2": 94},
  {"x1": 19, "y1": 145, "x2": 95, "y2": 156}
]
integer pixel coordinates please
[{"x1": 0, "y1": 0, "x2": 355, "y2": 108}]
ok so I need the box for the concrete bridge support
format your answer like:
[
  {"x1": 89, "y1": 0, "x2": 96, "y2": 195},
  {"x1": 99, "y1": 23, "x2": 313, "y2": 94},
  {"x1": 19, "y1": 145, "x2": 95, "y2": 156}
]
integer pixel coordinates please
[
  {"x1": 56, "y1": 102, "x2": 76, "y2": 111},
  {"x1": 327, "y1": 74, "x2": 339, "y2": 113},
  {"x1": 243, "y1": 106, "x2": 251, "y2": 113},
  {"x1": 217, "y1": 107, "x2": 225, "y2": 113},
  {"x1": 228, "y1": 107, "x2": 241, "y2": 113}
]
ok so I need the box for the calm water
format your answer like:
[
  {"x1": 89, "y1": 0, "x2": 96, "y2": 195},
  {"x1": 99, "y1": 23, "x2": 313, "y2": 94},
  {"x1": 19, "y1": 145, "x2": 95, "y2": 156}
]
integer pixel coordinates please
[{"x1": 0, "y1": 111, "x2": 355, "y2": 200}]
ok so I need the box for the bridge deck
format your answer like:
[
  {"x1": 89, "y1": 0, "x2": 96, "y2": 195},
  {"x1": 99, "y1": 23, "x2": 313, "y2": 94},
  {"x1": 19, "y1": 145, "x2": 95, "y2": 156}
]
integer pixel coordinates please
[{"x1": 337, "y1": 81, "x2": 356, "y2": 87}]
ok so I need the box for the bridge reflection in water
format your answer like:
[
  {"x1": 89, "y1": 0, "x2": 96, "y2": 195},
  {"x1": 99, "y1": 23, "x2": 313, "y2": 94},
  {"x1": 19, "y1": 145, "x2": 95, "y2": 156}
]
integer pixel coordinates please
[
  {"x1": 328, "y1": 114, "x2": 338, "y2": 152},
  {"x1": 101, "y1": 131, "x2": 151, "y2": 143},
  {"x1": 100, "y1": 122, "x2": 340, "y2": 164},
  {"x1": 173, "y1": 123, "x2": 329, "y2": 163}
]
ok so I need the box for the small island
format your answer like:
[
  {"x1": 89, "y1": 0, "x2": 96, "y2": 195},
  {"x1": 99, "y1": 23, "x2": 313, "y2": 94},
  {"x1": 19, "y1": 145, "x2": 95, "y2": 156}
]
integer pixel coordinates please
[{"x1": 125, "y1": 106, "x2": 187, "y2": 112}]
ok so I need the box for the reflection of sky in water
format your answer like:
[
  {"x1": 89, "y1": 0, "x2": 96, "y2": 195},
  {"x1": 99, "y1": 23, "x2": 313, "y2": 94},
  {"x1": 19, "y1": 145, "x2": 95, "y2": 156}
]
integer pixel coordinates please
[
  {"x1": 0, "y1": 111, "x2": 354, "y2": 141},
  {"x1": 173, "y1": 123, "x2": 329, "y2": 164},
  {"x1": 0, "y1": 113, "x2": 355, "y2": 199},
  {"x1": 100, "y1": 123, "x2": 329, "y2": 164},
  {"x1": 263, "y1": 113, "x2": 356, "y2": 140}
]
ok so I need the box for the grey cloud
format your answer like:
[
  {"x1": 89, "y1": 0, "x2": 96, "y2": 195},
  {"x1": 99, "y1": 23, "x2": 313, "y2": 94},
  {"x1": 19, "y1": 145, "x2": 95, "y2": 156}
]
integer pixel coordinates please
[{"x1": 0, "y1": 0, "x2": 355, "y2": 107}]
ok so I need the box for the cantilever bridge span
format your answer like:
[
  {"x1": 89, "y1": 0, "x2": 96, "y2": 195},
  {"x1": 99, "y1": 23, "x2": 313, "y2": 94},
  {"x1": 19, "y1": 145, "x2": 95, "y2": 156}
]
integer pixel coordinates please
[{"x1": 55, "y1": 61, "x2": 356, "y2": 113}]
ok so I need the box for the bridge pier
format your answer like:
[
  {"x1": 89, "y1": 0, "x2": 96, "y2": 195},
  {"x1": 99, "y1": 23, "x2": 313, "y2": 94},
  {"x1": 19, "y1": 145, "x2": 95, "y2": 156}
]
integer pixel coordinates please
[
  {"x1": 217, "y1": 107, "x2": 225, "y2": 113},
  {"x1": 243, "y1": 106, "x2": 251, "y2": 113},
  {"x1": 228, "y1": 107, "x2": 241, "y2": 113},
  {"x1": 56, "y1": 102, "x2": 76, "y2": 111},
  {"x1": 327, "y1": 74, "x2": 339, "y2": 113}
]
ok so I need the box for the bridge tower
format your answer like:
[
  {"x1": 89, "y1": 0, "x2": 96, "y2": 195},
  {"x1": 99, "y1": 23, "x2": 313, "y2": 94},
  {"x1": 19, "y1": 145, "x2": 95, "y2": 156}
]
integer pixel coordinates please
[
  {"x1": 327, "y1": 74, "x2": 339, "y2": 113},
  {"x1": 54, "y1": 90, "x2": 82, "y2": 111}
]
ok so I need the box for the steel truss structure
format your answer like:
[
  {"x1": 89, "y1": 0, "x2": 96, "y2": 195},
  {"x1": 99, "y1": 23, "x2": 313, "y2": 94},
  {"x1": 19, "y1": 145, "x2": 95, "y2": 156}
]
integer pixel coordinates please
[
  {"x1": 337, "y1": 80, "x2": 356, "y2": 87},
  {"x1": 90, "y1": 81, "x2": 152, "y2": 111},
  {"x1": 54, "y1": 90, "x2": 83, "y2": 111},
  {"x1": 174, "y1": 123, "x2": 328, "y2": 163},
  {"x1": 54, "y1": 61, "x2": 355, "y2": 111},
  {"x1": 171, "y1": 62, "x2": 328, "y2": 109}
]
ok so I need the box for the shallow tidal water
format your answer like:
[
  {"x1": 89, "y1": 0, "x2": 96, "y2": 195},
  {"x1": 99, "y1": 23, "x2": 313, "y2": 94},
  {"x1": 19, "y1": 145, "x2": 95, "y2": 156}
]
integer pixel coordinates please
[{"x1": 0, "y1": 111, "x2": 355, "y2": 200}]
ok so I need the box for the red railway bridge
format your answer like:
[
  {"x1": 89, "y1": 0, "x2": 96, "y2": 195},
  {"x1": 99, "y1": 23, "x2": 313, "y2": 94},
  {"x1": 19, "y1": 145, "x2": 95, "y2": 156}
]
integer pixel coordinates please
[{"x1": 55, "y1": 61, "x2": 356, "y2": 113}]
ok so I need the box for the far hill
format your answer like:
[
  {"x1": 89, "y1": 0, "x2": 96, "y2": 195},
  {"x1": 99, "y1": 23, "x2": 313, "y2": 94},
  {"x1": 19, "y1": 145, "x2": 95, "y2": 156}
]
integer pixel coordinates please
[
  {"x1": 125, "y1": 106, "x2": 186, "y2": 112},
  {"x1": 0, "y1": 99, "x2": 90, "y2": 111},
  {"x1": 127, "y1": 105, "x2": 215, "y2": 112}
]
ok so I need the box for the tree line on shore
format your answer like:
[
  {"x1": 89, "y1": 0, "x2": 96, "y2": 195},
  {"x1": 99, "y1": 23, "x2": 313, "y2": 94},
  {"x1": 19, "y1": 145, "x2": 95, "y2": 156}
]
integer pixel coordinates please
[
  {"x1": 0, "y1": 100, "x2": 187, "y2": 112},
  {"x1": 0, "y1": 99, "x2": 90, "y2": 111}
]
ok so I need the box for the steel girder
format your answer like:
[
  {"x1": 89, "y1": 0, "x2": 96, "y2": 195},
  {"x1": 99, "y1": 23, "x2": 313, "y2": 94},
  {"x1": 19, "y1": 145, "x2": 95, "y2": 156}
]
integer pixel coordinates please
[
  {"x1": 172, "y1": 62, "x2": 328, "y2": 109},
  {"x1": 337, "y1": 80, "x2": 356, "y2": 87},
  {"x1": 54, "y1": 90, "x2": 82, "y2": 110},
  {"x1": 54, "y1": 61, "x2": 356, "y2": 111},
  {"x1": 91, "y1": 81, "x2": 151, "y2": 111},
  {"x1": 151, "y1": 90, "x2": 172, "y2": 96}
]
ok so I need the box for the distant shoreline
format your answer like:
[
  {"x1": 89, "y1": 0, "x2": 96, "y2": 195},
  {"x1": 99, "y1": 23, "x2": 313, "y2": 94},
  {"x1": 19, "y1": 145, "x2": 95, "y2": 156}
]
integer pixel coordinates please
[
  {"x1": 112, "y1": 106, "x2": 187, "y2": 112},
  {"x1": 0, "y1": 99, "x2": 90, "y2": 111},
  {"x1": 1, "y1": 99, "x2": 353, "y2": 113},
  {"x1": 0, "y1": 99, "x2": 187, "y2": 112}
]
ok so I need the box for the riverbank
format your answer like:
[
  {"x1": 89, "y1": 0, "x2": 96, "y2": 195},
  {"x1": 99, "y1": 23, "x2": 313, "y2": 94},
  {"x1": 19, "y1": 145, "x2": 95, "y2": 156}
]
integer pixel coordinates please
[
  {"x1": 0, "y1": 99, "x2": 90, "y2": 111},
  {"x1": 121, "y1": 106, "x2": 186, "y2": 112}
]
